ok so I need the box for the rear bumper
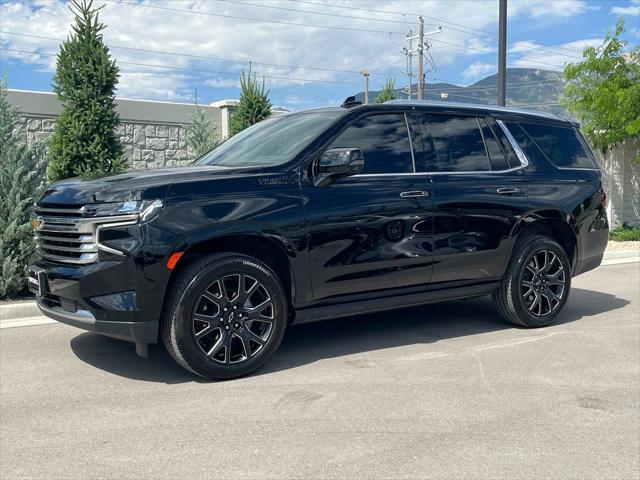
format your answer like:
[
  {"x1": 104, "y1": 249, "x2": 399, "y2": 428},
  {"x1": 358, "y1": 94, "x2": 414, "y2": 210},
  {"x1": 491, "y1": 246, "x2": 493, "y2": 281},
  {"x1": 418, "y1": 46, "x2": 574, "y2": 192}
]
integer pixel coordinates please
[{"x1": 36, "y1": 297, "x2": 157, "y2": 344}]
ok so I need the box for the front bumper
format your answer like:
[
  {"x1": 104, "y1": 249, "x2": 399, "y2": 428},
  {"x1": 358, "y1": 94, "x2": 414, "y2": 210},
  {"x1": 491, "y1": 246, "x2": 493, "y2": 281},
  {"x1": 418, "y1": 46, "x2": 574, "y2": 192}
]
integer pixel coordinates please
[
  {"x1": 36, "y1": 297, "x2": 157, "y2": 344},
  {"x1": 29, "y1": 257, "x2": 163, "y2": 345}
]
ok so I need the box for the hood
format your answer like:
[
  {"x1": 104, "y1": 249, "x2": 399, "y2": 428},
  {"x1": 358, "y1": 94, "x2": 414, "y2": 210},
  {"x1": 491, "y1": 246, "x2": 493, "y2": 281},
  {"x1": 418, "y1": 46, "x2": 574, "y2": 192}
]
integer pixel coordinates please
[{"x1": 38, "y1": 165, "x2": 251, "y2": 206}]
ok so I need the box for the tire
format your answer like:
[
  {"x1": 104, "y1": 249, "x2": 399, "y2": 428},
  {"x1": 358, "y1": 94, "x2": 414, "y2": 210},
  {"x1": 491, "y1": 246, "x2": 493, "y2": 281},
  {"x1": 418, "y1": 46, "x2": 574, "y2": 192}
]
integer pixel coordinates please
[
  {"x1": 493, "y1": 236, "x2": 571, "y2": 328},
  {"x1": 161, "y1": 253, "x2": 288, "y2": 380}
]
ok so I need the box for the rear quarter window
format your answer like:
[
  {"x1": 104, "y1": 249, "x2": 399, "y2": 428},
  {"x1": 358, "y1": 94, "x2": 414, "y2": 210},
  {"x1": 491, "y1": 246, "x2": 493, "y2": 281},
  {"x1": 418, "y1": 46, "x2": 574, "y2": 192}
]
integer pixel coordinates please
[{"x1": 517, "y1": 122, "x2": 596, "y2": 169}]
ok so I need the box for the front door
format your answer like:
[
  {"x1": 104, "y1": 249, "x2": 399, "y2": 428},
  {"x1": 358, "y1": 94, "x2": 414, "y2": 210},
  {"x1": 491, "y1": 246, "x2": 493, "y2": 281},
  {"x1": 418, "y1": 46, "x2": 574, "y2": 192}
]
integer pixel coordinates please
[
  {"x1": 415, "y1": 113, "x2": 529, "y2": 284},
  {"x1": 302, "y1": 112, "x2": 434, "y2": 302}
]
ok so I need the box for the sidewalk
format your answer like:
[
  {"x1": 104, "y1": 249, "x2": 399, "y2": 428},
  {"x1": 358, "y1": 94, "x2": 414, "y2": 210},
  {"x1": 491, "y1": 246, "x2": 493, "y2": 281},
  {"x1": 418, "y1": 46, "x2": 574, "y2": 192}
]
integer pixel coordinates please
[{"x1": 1, "y1": 244, "x2": 638, "y2": 327}]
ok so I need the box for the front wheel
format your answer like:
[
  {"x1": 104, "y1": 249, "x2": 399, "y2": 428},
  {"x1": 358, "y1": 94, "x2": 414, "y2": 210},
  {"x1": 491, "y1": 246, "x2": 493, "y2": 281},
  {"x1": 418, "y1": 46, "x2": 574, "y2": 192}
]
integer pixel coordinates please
[
  {"x1": 493, "y1": 236, "x2": 571, "y2": 327},
  {"x1": 162, "y1": 253, "x2": 288, "y2": 380}
]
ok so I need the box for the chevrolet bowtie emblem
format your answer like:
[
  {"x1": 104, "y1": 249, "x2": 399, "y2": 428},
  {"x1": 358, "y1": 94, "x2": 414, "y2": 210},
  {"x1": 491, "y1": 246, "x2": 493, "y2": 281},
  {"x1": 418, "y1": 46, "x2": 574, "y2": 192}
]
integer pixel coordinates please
[{"x1": 31, "y1": 218, "x2": 43, "y2": 231}]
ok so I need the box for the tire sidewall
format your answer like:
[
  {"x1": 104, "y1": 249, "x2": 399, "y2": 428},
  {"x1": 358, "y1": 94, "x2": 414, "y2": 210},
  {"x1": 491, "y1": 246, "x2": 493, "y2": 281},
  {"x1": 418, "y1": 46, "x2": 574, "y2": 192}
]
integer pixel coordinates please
[
  {"x1": 173, "y1": 256, "x2": 287, "y2": 379},
  {"x1": 510, "y1": 238, "x2": 572, "y2": 327}
]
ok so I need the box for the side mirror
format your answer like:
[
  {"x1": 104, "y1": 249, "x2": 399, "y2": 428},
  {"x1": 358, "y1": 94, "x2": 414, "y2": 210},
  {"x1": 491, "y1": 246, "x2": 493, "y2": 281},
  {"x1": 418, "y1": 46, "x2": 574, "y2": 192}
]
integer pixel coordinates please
[{"x1": 314, "y1": 148, "x2": 364, "y2": 187}]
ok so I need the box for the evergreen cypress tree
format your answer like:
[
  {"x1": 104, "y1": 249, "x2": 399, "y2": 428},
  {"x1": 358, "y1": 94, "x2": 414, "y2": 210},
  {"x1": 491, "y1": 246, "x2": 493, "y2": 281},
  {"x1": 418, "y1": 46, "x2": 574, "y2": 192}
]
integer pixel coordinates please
[
  {"x1": 186, "y1": 99, "x2": 219, "y2": 158},
  {"x1": 48, "y1": 0, "x2": 124, "y2": 182},
  {"x1": 375, "y1": 77, "x2": 397, "y2": 103},
  {"x1": 0, "y1": 82, "x2": 47, "y2": 298},
  {"x1": 229, "y1": 65, "x2": 272, "y2": 136}
]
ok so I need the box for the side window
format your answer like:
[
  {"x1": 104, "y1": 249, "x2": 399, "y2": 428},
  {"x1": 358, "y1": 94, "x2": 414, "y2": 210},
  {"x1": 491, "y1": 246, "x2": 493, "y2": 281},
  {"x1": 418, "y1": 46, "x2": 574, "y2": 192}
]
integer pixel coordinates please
[
  {"x1": 517, "y1": 122, "x2": 596, "y2": 169},
  {"x1": 419, "y1": 114, "x2": 490, "y2": 172},
  {"x1": 479, "y1": 118, "x2": 510, "y2": 171},
  {"x1": 329, "y1": 114, "x2": 414, "y2": 174}
]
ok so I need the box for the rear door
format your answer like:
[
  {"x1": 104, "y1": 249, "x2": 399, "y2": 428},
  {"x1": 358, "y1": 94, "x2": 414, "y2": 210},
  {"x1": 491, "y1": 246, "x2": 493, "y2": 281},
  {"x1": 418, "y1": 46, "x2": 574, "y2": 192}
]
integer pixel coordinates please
[
  {"x1": 303, "y1": 112, "x2": 434, "y2": 301},
  {"x1": 415, "y1": 112, "x2": 529, "y2": 284}
]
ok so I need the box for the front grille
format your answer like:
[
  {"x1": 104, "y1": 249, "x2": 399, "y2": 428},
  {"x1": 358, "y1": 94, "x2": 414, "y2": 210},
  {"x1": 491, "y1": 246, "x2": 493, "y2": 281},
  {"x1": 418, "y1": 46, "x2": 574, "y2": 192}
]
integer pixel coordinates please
[{"x1": 34, "y1": 206, "x2": 99, "y2": 264}]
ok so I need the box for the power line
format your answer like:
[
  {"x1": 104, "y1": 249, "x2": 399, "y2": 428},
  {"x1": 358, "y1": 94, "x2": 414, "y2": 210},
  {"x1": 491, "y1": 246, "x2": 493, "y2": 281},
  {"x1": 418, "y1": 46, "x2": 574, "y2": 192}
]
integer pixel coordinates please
[
  {"x1": 286, "y1": 0, "x2": 585, "y2": 59},
  {"x1": 214, "y1": 0, "x2": 419, "y2": 25},
  {"x1": 0, "y1": 30, "x2": 394, "y2": 77},
  {"x1": 101, "y1": 0, "x2": 573, "y2": 71},
  {"x1": 102, "y1": 0, "x2": 405, "y2": 35},
  {"x1": 0, "y1": 47, "x2": 361, "y2": 86}
]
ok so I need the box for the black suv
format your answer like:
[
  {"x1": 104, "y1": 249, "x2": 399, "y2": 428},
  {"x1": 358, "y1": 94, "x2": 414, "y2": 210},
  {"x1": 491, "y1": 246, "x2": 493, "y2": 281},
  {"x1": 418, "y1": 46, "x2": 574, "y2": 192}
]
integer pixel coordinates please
[{"x1": 29, "y1": 100, "x2": 609, "y2": 379}]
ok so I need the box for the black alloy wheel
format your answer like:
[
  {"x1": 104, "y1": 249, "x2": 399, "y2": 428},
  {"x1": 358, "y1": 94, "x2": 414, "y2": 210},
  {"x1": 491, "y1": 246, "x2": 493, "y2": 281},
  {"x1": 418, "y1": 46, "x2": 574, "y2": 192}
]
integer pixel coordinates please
[
  {"x1": 493, "y1": 236, "x2": 571, "y2": 327},
  {"x1": 162, "y1": 253, "x2": 287, "y2": 380},
  {"x1": 192, "y1": 273, "x2": 275, "y2": 365},
  {"x1": 520, "y1": 249, "x2": 567, "y2": 317}
]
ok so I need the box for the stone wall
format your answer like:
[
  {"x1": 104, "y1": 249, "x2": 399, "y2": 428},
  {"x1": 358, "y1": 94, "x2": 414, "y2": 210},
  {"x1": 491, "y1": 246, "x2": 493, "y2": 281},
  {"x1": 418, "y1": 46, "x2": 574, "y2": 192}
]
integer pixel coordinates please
[
  {"x1": 9, "y1": 89, "x2": 288, "y2": 172},
  {"x1": 20, "y1": 115, "x2": 195, "y2": 170}
]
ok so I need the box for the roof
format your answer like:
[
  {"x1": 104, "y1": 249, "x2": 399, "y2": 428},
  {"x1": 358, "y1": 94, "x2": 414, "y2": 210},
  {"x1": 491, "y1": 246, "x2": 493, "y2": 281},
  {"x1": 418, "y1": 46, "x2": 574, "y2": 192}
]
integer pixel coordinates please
[{"x1": 383, "y1": 99, "x2": 567, "y2": 122}]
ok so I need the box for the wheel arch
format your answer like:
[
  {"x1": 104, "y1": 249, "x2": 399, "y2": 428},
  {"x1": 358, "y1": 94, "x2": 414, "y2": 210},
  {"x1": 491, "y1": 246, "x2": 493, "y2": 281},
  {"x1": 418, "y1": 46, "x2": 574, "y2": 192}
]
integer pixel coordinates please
[
  {"x1": 164, "y1": 224, "x2": 298, "y2": 317},
  {"x1": 512, "y1": 210, "x2": 579, "y2": 271}
]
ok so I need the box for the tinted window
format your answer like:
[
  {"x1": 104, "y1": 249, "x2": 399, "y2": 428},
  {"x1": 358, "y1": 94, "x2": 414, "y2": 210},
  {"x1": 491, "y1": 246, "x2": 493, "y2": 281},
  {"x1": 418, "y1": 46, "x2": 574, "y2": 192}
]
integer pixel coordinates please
[
  {"x1": 480, "y1": 118, "x2": 510, "y2": 170},
  {"x1": 518, "y1": 122, "x2": 596, "y2": 169},
  {"x1": 419, "y1": 114, "x2": 490, "y2": 172},
  {"x1": 330, "y1": 114, "x2": 414, "y2": 174},
  {"x1": 503, "y1": 122, "x2": 547, "y2": 167},
  {"x1": 198, "y1": 112, "x2": 340, "y2": 167}
]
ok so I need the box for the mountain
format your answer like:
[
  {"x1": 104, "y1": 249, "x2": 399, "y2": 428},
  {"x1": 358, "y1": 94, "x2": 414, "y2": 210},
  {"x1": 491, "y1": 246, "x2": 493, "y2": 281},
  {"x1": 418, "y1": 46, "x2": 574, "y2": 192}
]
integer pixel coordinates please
[{"x1": 354, "y1": 68, "x2": 570, "y2": 119}]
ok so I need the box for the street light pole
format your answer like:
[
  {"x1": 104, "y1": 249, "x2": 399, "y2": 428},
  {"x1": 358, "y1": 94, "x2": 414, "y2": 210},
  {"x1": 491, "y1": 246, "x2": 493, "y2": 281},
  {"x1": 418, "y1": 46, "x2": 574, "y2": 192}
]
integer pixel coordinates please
[{"x1": 360, "y1": 69, "x2": 370, "y2": 104}]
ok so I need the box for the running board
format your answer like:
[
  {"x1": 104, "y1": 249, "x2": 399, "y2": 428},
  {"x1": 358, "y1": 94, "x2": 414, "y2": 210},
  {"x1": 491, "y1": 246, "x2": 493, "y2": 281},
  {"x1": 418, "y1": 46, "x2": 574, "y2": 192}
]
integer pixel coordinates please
[{"x1": 293, "y1": 281, "x2": 499, "y2": 325}]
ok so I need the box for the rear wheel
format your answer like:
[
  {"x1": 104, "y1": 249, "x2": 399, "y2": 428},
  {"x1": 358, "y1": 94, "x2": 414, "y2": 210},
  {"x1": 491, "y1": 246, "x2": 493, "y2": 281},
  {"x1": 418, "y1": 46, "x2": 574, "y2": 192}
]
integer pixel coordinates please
[
  {"x1": 493, "y1": 236, "x2": 571, "y2": 327},
  {"x1": 162, "y1": 253, "x2": 287, "y2": 380}
]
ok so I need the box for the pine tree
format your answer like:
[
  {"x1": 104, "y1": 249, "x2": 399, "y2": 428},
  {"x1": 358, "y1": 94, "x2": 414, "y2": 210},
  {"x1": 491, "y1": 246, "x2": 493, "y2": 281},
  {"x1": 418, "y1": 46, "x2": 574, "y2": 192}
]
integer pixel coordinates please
[
  {"x1": 186, "y1": 99, "x2": 219, "y2": 158},
  {"x1": 48, "y1": 0, "x2": 124, "y2": 182},
  {"x1": 229, "y1": 66, "x2": 272, "y2": 136},
  {"x1": 375, "y1": 77, "x2": 397, "y2": 103},
  {"x1": 0, "y1": 82, "x2": 47, "y2": 298}
]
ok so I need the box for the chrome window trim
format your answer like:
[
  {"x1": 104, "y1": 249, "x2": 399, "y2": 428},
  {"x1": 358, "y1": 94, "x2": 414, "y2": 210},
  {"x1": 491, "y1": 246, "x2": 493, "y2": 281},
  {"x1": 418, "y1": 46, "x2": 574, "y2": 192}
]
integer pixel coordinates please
[
  {"x1": 354, "y1": 172, "x2": 431, "y2": 178},
  {"x1": 475, "y1": 117, "x2": 493, "y2": 172},
  {"x1": 348, "y1": 117, "x2": 532, "y2": 179},
  {"x1": 496, "y1": 119, "x2": 529, "y2": 168},
  {"x1": 403, "y1": 113, "x2": 417, "y2": 173}
]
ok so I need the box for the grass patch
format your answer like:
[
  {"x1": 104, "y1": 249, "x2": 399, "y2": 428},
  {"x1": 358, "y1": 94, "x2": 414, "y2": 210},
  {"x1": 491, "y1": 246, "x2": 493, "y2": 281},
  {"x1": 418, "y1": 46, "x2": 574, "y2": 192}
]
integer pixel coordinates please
[{"x1": 609, "y1": 225, "x2": 640, "y2": 241}]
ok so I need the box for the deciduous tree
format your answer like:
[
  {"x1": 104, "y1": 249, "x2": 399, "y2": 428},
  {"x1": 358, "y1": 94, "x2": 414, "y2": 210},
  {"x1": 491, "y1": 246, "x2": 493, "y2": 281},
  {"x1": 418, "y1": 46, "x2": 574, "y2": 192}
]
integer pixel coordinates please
[{"x1": 563, "y1": 19, "x2": 640, "y2": 159}]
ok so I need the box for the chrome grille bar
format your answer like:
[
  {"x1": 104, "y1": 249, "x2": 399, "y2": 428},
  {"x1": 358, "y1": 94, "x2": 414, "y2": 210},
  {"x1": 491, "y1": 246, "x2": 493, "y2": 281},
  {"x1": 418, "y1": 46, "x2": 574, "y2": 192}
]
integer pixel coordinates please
[{"x1": 34, "y1": 205, "x2": 138, "y2": 265}]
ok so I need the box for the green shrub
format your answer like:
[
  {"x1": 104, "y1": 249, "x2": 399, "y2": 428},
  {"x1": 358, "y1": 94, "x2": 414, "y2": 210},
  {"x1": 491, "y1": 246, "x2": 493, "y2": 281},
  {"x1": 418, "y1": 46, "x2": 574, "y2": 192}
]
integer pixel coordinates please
[
  {"x1": 609, "y1": 225, "x2": 640, "y2": 242},
  {"x1": 229, "y1": 66, "x2": 272, "y2": 136},
  {"x1": 0, "y1": 84, "x2": 47, "y2": 298},
  {"x1": 186, "y1": 101, "x2": 219, "y2": 158},
  {"x1": 48, "y1": 0, "x2": 124, "y2": 181}
]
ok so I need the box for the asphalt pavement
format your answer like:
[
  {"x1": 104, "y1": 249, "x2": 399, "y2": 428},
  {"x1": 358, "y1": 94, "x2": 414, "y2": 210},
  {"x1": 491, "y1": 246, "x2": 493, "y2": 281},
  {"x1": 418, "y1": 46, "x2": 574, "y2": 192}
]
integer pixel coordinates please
[{"x1": 1, "y1": 262, "x2": 638, "y2": 479}]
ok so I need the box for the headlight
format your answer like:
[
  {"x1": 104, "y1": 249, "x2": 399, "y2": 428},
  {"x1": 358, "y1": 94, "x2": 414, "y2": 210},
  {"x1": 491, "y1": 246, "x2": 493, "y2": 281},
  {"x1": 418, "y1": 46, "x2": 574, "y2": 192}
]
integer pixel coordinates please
[{"x1": 84, "y1": 199, "x2": 164, "y2": 222}]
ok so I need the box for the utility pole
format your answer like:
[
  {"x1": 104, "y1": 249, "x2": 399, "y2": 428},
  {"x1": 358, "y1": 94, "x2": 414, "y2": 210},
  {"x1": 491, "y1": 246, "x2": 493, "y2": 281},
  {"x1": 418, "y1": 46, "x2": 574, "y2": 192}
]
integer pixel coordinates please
[
  {"x1": 360, "y1": 69, "x2": 370, "y2": 104},
  {"x1": 498, "y1": 0, "x2": 507, "y2": 106},
  {"x1": 417, "y1": 17, "x2": 424, "y2": 100},
  {"x1": 402, "y1": 29, "x2": 415, "y2": 99}
]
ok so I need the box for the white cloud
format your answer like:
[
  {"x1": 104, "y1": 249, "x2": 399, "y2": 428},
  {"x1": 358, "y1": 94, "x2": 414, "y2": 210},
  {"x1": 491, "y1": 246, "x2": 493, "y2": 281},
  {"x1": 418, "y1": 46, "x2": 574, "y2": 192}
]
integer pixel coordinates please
[
  {"x1": 0, "y1": 0, "x2": 607, "y2": 101},
  {"x1": 611, "y1": 0, "x2": 640, "y2": 16},
  {"x1": 510, "y1": 38, "x2": 603, "y2": 70},
  {"x1": 205, "y1": 78, "x2": 241, "y2": 89},
  {"x1": 462, "y1": 62, "x2": 496, "y2": 81},
  {"x1": 515, "y1": 0, "x2": 600, "y2": 18}
]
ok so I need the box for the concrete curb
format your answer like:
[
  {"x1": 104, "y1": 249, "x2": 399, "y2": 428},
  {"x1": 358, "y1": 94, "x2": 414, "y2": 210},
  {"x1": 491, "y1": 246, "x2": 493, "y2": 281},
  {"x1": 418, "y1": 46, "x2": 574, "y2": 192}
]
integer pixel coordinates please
[
  {"x1": 1, "y1": 250, "x2": 638, "y2": 325},
  {"x1": 0, "y1": 299, "x2": 38, "y2": 322},
  {"x1": 603, "y1": 249, "x2": 640, "y2": 261}
]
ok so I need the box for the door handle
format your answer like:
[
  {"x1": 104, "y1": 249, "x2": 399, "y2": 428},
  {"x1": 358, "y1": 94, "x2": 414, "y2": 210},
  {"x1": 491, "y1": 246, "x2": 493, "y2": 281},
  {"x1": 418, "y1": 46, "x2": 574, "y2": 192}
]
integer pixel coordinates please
[
  {"x1": 400, "y1": 190, "x2": 428, "y2": 198},
  {"x1": 496, "y1": 187, "x2": 520, "y2": 195}
]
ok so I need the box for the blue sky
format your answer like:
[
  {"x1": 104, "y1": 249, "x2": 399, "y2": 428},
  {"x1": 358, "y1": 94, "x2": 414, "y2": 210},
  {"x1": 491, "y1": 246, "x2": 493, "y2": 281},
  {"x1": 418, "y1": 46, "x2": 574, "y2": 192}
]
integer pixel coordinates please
[{"x1": 1, "y1": 0, "x2": 638, "y2": 110}]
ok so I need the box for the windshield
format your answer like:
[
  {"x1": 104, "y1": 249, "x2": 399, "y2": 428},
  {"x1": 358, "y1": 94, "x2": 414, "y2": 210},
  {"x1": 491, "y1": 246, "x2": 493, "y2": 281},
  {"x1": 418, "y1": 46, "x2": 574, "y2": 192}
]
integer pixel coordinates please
[{"x1": 196, "y1": 111, "x2": 341, "y2": 167}]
